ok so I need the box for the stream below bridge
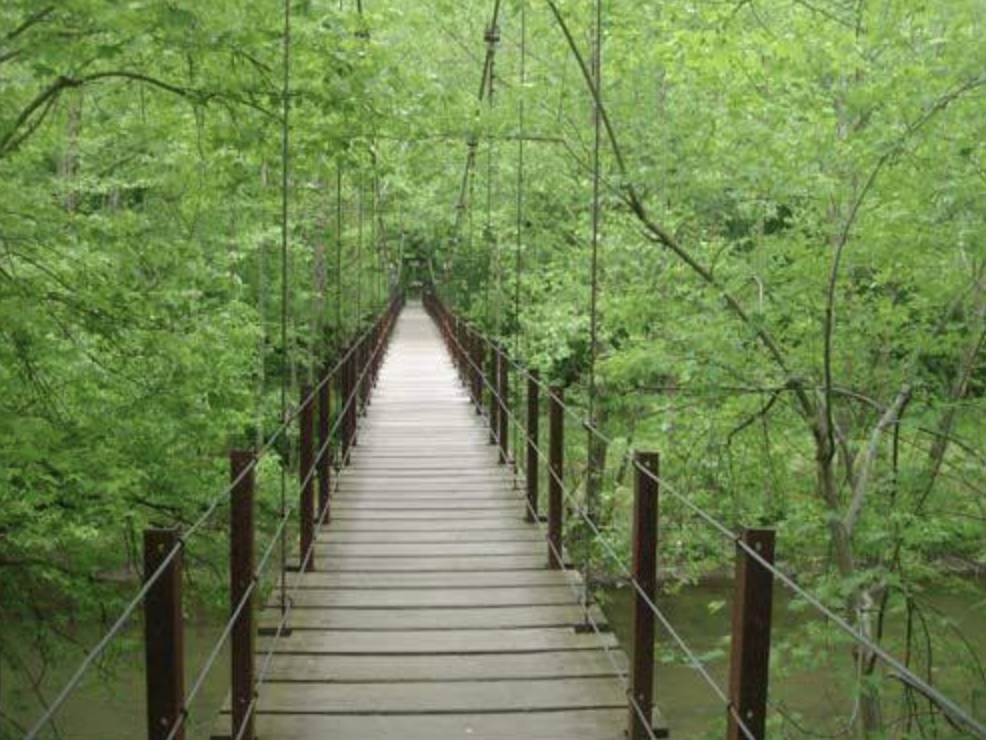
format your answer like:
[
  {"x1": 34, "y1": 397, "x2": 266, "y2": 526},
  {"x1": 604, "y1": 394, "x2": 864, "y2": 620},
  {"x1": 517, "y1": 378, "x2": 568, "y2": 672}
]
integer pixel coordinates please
[{"x1": 4, "y1": 580, "x2": 983, "y2": 738}]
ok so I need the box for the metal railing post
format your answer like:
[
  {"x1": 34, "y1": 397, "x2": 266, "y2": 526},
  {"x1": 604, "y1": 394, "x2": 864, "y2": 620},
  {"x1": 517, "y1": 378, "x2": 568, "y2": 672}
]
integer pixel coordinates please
[
  {"x1": 143, "y1": 528, "x2": 184, "y2": 740},
  {"x1": 350, "y1": 342, "x2": 360, "y2": 443},
  {"x1": 452, "y1": 316, "x2": 461, "y2": 380},
  {"x1": 318, "y1": 371, "x2": 331, "y2": 521},
  {"x1": 726, "y1": 528, "x2": 776, "y2": 740},
  {"x1": 299, "y1": 384, "x2": 315, "y2": 571},
  {"x1": 628, "y1": 452, "x2": 659, "y2": 740},
  {"x1": 488, "y1": 343, "x2": 499, "y2": 446},
  {"x1": 356, "y1": 338, "x2": 367, "y2": 414},
  {"x1": 340, "y1": 345, "x2": 352, "y2": 463},
  {"x1": 548, "y1": 386, "x2": 564, "y2": 570},
  {"x1": 229, "y1": 450, "x2": 255, "y2": 740},
  {"x1": 497, "y1": 347, "x2": 509, "y2": 463},
  {"x1": 473, "y1": 332, "x2": 484, "y2": 414},
  {"x1": 365, "y1": 329, "x2": 376, "y2": 405},
  {"x1": 526, "y1": 370, "x2": 540, "y2": 523},
  {"x1": 458, "y1": 321, "x2": 467, "y2": 385}
]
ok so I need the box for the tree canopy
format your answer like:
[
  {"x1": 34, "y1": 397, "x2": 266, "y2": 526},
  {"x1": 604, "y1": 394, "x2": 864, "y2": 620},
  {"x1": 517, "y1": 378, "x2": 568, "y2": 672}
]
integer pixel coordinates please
[{"x1": 1, "y1": 0, "x2": 983, "y2": 737}]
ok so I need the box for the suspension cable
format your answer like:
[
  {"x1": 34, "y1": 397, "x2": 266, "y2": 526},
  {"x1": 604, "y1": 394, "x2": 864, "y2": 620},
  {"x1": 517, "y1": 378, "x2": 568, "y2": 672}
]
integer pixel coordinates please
[
  {"x1": 437, "y1": 314, "x2": 757, "y2": 740},
  {"x1": 277, "y1": 0, "x2": 293, "y2": 622},
  {"x1": 512, "y1": 0, "x2": 527, "y2": 477},
  {"x1": 22, "y1": 312, "x2": 384, "y2": 740},
  {"x1": 164, "y1": 313, "x2": 396, "y2": 740},
  {"x1": 583, "y1": 0, "x2": 605, "y2": 626},
  {"x1": 449, "y1": 0, "x2": 503, "y2": 296},
  {"x1": 230, "y1": 326, "x2": 394, "y2": 740},
  {"x1": 357, "y1": 166, "x2": 364, "y2": 326},
  {"x1": 336, "y1": 165, "x2": 343, "y2": 341},
  {"x1": 440, "y1": 306, "x2": 986, "y2": 739}
]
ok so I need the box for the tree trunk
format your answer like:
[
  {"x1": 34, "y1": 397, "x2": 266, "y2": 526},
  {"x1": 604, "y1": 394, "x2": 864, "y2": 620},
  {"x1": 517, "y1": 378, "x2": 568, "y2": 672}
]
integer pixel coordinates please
[{"x1": 59, "y1": 89, "x2": 82, "y2": 212}]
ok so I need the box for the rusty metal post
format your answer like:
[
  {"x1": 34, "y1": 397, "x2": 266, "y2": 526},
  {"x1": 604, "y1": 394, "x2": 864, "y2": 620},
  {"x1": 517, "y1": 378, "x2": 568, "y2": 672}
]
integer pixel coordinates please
[
  {"x1": 143, "y1": 528, "x2": 184, "y2": 740},
  {"x1": 451, "y1": 316, "x2": 461, "y2": 380},
  {"x1": 340, "y1": 345, "x2": 352, "y2": 463},
  {"x1": 299, "y1": 384, "x2": 315, "y2": 571},
  {"x1": 474, "y1": 335, "x2": 485, "y2": 415},
  {"x1": 497, "y1": 347, "x2": 509, "y2": 463},
  {"x1": 361, "y1": 334, "x2": 371, "y2": 409},
  {"x1": 472, "y1": 331, "x2": 481, "y2": 408},
  {"x1": 726, "y1": 528, "x2": 776, "y2": 740},
  {"x1": 346, "y1": 345, "x2": 358, "y2": 451},
  {"x1": 464, "y1": 327, "x2": 472, "y2": 397},
  {"x1": 374, "y1": 320, "x2": 385, "y2": 384},
  {"x1": 461, "y1": 323, "x2": 469, "y2": 384},
  {"x1": 526, "y1": 370, "x2": 540, "y2": 523},
  {"x1": 352, "y1": 340, "x2": 362, "y2": 433},
  {"x1": 628, "y1": 452, "x2": 659, "y2": 740},
  {"x1": 469, "y1": 330, "x2": 483, "y2": 414},
  {"x1": 318, "y1": 372, "x2": 331, "y2": 520},
  {"x1": 365, "y1": 329, "x2": 375, "y2": 405},
  {"x1": 488, "y1": 343, "x2": 500, "y2": 446},
  {"x1": 458, "y1": 321, "x2": 468, "y2": 385},
  {"x1": 547, "y1": 386, "x2": 564, "y2": 570},
  {"x1": 356, "y1": 338, "x2": 367, "y2": 414},
  {"x1": 229, "y1": 450, "x2": 255, "y2": 740}
]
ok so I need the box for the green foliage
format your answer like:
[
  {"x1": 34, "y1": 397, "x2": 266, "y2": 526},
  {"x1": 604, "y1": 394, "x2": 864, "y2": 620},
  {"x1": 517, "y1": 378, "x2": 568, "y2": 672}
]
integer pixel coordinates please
[{"x1": 0, "y1": 0, "x2": 982, "y2": 736}]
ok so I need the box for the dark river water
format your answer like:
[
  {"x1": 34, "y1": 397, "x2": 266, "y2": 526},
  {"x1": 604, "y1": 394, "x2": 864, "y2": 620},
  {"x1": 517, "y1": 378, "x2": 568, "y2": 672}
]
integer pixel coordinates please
[
  {"x1": 5, "y1": 582, "x2": 983, "y2": 738},
  {"x1": 600, "y1": 581, "x2": 986, "y2": 737}
]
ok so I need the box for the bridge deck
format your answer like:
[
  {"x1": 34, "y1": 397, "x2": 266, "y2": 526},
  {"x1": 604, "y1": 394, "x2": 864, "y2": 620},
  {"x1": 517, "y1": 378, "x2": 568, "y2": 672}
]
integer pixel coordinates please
[{"x1": 222, "y1": 304, "x2": 632, "y2": 739}]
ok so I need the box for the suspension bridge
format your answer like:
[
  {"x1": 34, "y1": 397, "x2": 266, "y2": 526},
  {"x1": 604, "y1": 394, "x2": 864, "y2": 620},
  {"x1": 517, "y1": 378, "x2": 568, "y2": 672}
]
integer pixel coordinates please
[{"x1": 22, "y1": 296, "x2": 986, "y2": 740}]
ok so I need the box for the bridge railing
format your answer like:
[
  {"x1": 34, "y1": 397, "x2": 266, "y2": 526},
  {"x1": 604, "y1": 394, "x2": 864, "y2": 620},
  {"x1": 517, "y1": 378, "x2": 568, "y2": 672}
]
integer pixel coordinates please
[
  {"x1": 25, "y1": 294, "x2": 404, "y2": 740},
  {"x1": 423, "y1": 292, "x2": 986, "y2": 740}
]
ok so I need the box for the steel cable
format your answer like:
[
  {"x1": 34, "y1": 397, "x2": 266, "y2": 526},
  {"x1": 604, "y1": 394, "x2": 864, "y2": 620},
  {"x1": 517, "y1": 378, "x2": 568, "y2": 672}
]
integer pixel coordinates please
[
  {"x1": 23, "y1": 307, "x2": 394, "y2": 740},
  {"x1": 440, "y1": 312, "x2": 759, "y2": 740},
  {"x1": 161, "y1": 316, "x2": 398, "y2": 740},
  {"x1": 440, "y1": 309, "x2": 986, "y2": 738},
  {"x1": 229, "y1": 324, "x2": 394, "y2": 740}
]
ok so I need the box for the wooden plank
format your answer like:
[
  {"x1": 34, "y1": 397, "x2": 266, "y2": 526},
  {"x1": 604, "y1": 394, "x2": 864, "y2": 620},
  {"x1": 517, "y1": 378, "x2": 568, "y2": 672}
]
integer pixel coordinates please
[
  {"x1": 215, "y1": 304, "x2": 634, "y2": 740},
  {"x1": 334, "y1": 483, "x2": 517, "y2": 494},
  {"x1": 313, "y1": 529, "x2": 541, "y2": 544},
  {"x1": 315, "y1": 538, "x2": 540, "y2": 554},
  {"x1": 327, "y1": 520, "x2": 532, "y2": 532},
  {"x1": 285, "y1": 585, "x2": 578, "y2": 608},
  {"x1": 213, "y1": 709, "x2": 629, "y2": 740},
  {"x1": 261, "y1": 605, "x2": 598, "y2": 630},
  {"x1": 330, "y1": 509, "x2": 525, "y2": 521},
  {"x1": 310, "y1": 555, "x2": 546, "y2": 571},
  {"x1": 284, "y1": 569, "x2": 576, "y2": 588},
  {"x1": 329, "y1": 500, "x2": 521, "y2": 511},
  {"x1": 258, "y1": 627, "x2": 618, "y2": 655},
  {"x1": 314, "y1": 541, "x2": 542, "y2": 557},
  {"x1": 338, "y1": 473, "x2": 515, "y2": 483},
  {"x1": 250, "y1": 649, "x2": 626, "y2": 682},
  {"x1": 228, "y1": 677, "x2": 626, "y2": 714},
  {"x1": 330, "y1": 494, "x2": 520, "y2": 504}
]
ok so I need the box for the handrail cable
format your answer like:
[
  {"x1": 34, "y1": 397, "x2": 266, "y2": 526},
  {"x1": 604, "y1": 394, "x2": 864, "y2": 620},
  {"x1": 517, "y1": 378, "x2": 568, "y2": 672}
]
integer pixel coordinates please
[
  {"x1": 583, "y1": 0, "x2": 605, "y2": 626},
  {"x1": 437, "y1": 315, "x2": 758, "y2": 740},
  {"x1": 518, "y1": 471, "x2": 663, "y2": 740},
  {"x1": 436, "y1": 304, "x2": 986, "y2": 739},
  {"x1": 169, "y1": 314, "x2": 395, "y2": 740},
  {"x1": 23, "y1": 304, "x2": 395, "y2": 740},
  {"x1": 230, "y1": 323, "x2": 394, "y2": 740},
  {"x1": 278, "y1": 0, "x2": 293, "y2": 622},
  {"x1": 512, "y1": 0, "x2": 527, "y2": 492}
]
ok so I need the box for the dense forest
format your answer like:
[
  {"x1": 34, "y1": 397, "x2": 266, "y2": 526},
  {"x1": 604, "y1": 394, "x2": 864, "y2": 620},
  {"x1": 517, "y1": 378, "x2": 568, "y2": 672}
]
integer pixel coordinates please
[{"x1": 1, "y1": 0, "x2": 983, "y2": 737}]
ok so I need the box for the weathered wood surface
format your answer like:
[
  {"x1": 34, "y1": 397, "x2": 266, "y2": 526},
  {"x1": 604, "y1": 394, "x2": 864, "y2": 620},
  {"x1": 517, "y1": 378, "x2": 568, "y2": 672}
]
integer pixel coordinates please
[{"x1": 218, "y1": 303, "x2": 634, "y2": 740}]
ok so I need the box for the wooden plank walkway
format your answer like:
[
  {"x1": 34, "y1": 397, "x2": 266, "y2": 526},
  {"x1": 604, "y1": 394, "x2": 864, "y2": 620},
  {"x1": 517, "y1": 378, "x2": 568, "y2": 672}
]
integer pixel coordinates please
[{"x1": 221, "y1": 302, "x2": 633, "y2": 739}]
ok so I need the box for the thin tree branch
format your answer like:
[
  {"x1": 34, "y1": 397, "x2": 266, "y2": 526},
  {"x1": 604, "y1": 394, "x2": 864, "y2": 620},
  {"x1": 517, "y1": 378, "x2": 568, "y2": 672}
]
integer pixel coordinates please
[
  {"x1": 843, "y1": 385, "x2": 912, "y2": 533},
  {"x1": 544, "y1": 0, "x2": 817, "y2": 422}
]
